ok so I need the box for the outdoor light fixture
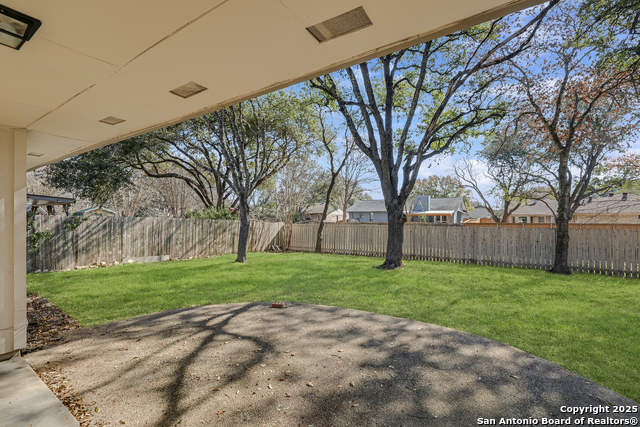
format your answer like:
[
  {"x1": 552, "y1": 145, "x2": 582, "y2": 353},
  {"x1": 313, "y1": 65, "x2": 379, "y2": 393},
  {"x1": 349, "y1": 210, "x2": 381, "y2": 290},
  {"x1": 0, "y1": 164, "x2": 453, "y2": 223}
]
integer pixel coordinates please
[{"x1": 0, "y1": 4, "x2": 41, "y2": 50}]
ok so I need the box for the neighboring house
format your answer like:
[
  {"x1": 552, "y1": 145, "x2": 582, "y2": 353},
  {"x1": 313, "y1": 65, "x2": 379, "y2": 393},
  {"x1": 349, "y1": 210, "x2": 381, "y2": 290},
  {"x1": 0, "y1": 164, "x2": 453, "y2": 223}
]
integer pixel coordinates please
[
  {"x1": 467, "y1": 205, "x2": 492, "y2": 219},
  {"x1": 27, "y1": 194, "x2": 75, "y2": 216},
  {"x1": 411, "y1": 196, "x2": 468, "y2": 224},
  {"x1": 508, "y1": 199, "x2": 557, "y2": 224},
  {"x1": 508, "y1": 193, "x2": 640, "y2": 224},
  {"x1": 347, "y1": 196, "x2": 468, "y2": 224},
  {"x1": 73, "y1": 207, "x2": 116, "y2": 217},
  {"x1": 572, "y1": 193, "x2": 640, "y2": 224},
  {"x1": 346, "y1": 200, "x2": 388, "y2": 223},
  {"x1": 463, "y1": 204, "x2": 496, "y2": 223},
  {"x1": 304, "y1": 203, "x2": 344, "y2": 222}
]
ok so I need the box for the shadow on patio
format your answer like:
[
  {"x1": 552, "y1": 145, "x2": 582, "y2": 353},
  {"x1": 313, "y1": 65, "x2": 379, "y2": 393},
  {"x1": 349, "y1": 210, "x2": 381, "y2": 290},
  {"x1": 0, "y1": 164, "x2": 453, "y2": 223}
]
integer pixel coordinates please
[{"x1": 25, "y1": 303, "x2": 638, "y2": 427}]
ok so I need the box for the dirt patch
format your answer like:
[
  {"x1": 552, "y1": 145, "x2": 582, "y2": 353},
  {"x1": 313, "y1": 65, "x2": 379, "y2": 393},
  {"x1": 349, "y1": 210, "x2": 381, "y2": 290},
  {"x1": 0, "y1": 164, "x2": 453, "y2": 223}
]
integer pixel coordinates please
[{"x1": 26, "y1": 294, "x2": 95, "y2": 426}]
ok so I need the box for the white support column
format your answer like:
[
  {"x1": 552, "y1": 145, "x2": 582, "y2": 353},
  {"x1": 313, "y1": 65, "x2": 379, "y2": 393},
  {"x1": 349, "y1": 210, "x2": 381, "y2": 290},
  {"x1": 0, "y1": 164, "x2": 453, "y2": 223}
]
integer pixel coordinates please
[{"x1": 0, "y1": 128, "x2": 27, "y2": 360}]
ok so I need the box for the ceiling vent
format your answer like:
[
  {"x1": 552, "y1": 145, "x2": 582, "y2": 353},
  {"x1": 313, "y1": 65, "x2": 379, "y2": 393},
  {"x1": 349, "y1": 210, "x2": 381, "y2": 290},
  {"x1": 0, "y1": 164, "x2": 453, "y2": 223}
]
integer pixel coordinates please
[
  {"x1": 99, "y1": 116, "x2": 126, "y2": 125},
  {"x1": 306, "y1": 6, "x2": 372, "y2": 43},
  {"x1": 170, "y1": 81, "x2": 208, "y2": 99}
]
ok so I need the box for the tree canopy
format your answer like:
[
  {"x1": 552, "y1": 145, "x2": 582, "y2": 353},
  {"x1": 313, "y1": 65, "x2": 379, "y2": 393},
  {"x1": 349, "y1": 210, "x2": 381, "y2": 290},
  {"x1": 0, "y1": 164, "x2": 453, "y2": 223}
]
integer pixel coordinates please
[{"x1": 310, "y1": 1, "x2": 558, "y2": 268}]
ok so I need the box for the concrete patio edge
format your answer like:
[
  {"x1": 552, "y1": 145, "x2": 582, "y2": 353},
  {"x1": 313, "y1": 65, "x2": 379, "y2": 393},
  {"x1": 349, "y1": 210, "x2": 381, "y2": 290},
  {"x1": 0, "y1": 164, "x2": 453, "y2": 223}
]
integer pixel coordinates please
[{"x1": 0, "y1": 355, "x2": 78, "y2": 427}]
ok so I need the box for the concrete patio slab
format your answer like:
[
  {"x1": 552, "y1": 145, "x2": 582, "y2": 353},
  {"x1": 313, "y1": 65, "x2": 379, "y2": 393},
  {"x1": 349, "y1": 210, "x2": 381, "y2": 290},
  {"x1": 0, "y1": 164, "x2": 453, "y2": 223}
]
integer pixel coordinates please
[
  {"x1": 25, "y1": 303, "x2": 638, "y2": 427},
  {"x1": 0, "y1": 355, "x2": 78, "y2": 427}
]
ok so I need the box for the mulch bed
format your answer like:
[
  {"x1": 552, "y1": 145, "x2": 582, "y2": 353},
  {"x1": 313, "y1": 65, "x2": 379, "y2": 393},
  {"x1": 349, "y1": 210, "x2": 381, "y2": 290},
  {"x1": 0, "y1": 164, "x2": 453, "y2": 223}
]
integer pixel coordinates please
[
  {"x1": 26, "y1": 294, "x2": 96, "y2": 426},
  {"x1": 25, "y1": 294, "x2": 80, "y2": 354}
]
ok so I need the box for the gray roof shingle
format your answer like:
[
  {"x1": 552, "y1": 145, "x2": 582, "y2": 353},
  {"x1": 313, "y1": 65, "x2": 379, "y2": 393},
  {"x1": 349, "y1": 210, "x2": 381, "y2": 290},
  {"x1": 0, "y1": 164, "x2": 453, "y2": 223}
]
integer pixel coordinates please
[
  {"x1": 305, "y1": 203, "x2": 335, "y2": 215},
  {"x1": 429, "y1": 197, "x2": 466, "y2": 212},
  {"x1": 468, "y1": 206, "x2": 492, "y2": 219},
  {"x1": 509, "y1": 194, "x2": 640, "y2": 217},
  {"x1": 346, "y1": 200, "x2": 386, "y2": 213},
  {"x1": 412, "y1": 196, "x2": 466, "y2": 213}
]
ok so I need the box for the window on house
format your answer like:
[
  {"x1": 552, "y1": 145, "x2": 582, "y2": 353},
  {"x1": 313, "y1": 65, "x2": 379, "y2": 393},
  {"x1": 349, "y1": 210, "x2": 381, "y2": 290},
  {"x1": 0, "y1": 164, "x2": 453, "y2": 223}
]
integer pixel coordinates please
[
  {"x1": 370, "y1": 212, "x2": 374, "y2": 221},
  {"x1": 518, "y1": 216, "x2": 528, "y2": 223},
  {"x1": 432, "y1": 215, "x2": 447, "y2": 224},
  {"x1": 359, "y1": 213, "x2": 364, "y2": 219},
  {"x1": 538, "y1": 216, "x2": 545, "y2": 223}
]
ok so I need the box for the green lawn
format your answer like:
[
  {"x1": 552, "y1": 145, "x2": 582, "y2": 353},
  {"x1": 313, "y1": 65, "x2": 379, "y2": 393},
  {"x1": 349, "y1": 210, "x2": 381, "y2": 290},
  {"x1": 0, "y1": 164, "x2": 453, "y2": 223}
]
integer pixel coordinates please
[{"x1": 27, "y1": 252, "x2": 639, "y2": 402}]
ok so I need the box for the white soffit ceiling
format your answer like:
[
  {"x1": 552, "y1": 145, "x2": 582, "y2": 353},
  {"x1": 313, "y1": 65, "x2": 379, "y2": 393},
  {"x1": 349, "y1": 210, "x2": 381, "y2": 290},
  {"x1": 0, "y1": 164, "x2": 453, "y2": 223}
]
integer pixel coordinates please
[{"x1": 0, "y1": 0, "x2": 543, "y2": 170}]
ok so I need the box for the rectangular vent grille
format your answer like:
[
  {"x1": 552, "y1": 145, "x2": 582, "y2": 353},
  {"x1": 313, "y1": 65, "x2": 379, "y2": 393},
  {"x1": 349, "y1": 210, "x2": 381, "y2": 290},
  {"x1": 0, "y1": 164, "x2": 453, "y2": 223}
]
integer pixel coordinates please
[
  {"x1": 99, "y1": 116, "x2": 126, "y2": 125},
  {"x1": 306, "y1": 6, "x2": 372, "y2": 43},
  {"x1": 170, "y1": 81, "x2": 208, "y2": 99}
]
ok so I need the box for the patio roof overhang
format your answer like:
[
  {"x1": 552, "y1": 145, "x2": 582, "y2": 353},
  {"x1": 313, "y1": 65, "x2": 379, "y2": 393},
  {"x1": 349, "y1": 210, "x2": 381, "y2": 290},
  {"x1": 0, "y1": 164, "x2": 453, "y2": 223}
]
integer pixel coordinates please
[
  {"x1": 26, "y1": 193, "x2": 75, "y2": 207},
  {"x1": 0, "y1": 0, "x2": 544, "y2": 171}
]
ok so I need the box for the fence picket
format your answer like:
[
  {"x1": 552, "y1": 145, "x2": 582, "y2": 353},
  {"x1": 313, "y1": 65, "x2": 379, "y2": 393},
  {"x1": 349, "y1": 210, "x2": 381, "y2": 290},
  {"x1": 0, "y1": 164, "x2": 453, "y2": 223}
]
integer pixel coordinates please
[{"x1": 27, "y1": 219, "x2": 639, "y2": 277}]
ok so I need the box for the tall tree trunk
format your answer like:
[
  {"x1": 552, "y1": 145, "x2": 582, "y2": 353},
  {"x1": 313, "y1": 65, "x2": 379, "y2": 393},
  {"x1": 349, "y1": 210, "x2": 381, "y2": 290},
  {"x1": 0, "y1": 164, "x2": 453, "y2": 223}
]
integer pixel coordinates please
[
  {"x1": 343, "y1": 200, "x2": 348, "y2": 223},
  {"x1": 500, "y1": 200, "x2": 511, "y2": 223},
  {"x1": 315, "y1": 220, "x2": 325, "y2": 253},
  {"x1": 315, "y1": 174, "x2": 339, "y2": 253},
  {"x1": 343, "y1": 180, "x2": 350, "y2": 223},
  {"x1": 380, "y1": 205, "x2": 405, "y2": 269},
  {"x1": 552, "y1": 212, "x2": 571, "y2": 274},
  {"x1": 236, "y1": 197, "x2": 250, "y2": 263},
  {"x1": 551, "y1": 155, "x2": 572, "y2": 274}
]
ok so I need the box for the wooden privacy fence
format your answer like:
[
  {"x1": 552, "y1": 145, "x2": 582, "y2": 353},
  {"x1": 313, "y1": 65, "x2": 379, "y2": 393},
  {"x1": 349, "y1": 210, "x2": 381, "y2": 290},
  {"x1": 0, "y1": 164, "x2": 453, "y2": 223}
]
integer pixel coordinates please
[
  {"x1": 277, "y1": 223, "x2": 640, "y2": 277},
  {"x1": 28, "y1": 216, "x2": 282, "y2": 273}
]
